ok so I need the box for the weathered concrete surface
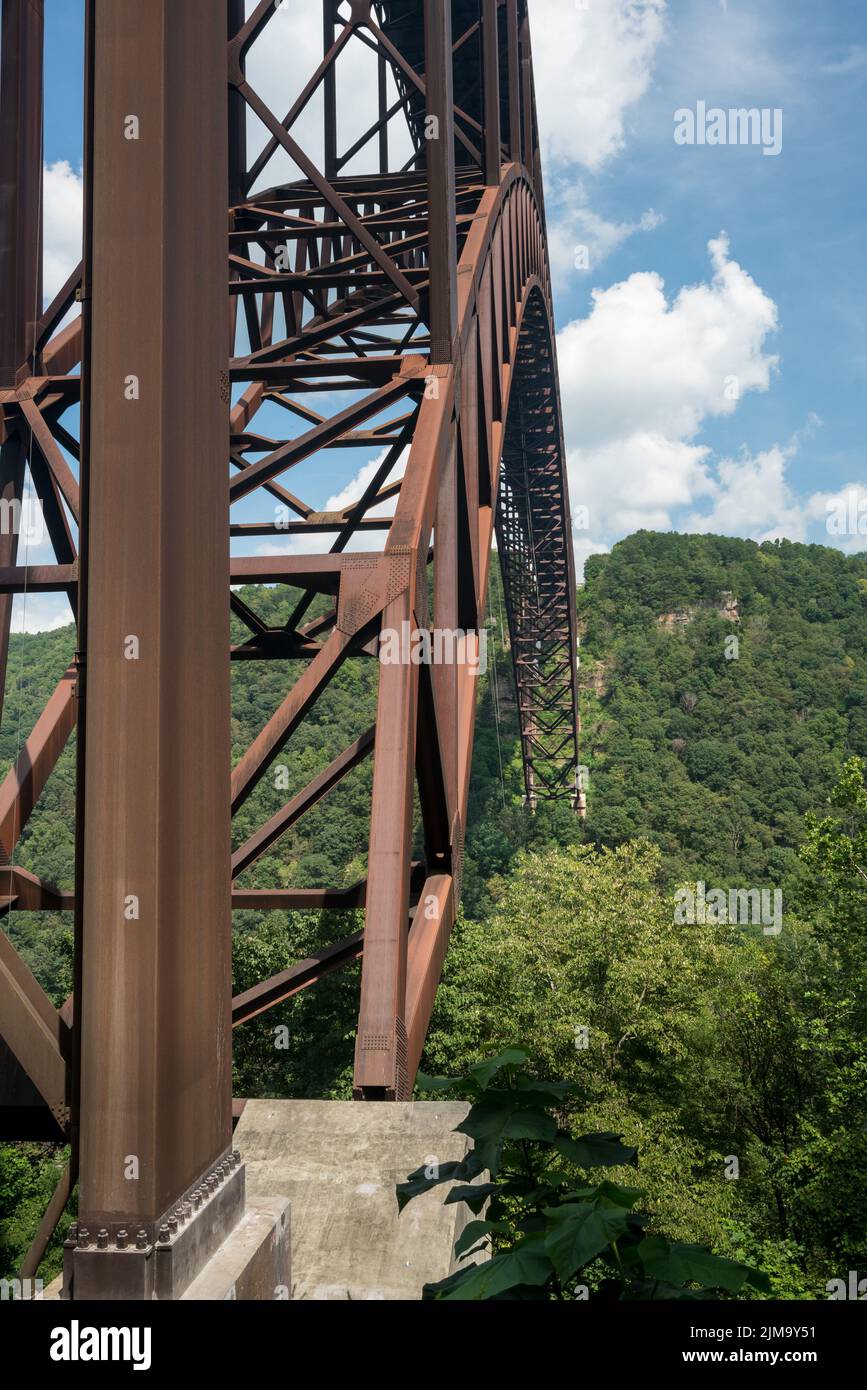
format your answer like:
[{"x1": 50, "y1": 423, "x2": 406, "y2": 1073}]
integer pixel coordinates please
[
  {"x1": 181, "y1": 1196, "x2": 290, "y2": 1301},
  {"x1": 233, "y1": 1100, "x2": 477, "y2": 1300}
]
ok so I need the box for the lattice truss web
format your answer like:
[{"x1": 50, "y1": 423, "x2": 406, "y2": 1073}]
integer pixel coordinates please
[{"x1": 0, "y1": 0, "x2": 579, "y2": 1121}]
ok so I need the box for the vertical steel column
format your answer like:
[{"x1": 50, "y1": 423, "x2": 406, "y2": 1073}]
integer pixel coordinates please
[
  {"x1": 0, "y1": 0, "x2": 43, "y2": 720},
  {"x1": 76, "y1": 0, "x2": 231, "y2": 1285},
  {"x1": 424, "y1": 0, "x2": 457, "y2": 363},
  {"x1": 378, "y1": 46, "x2": 389, "y2": 175},
  {"x1": 323, "y1": 0, "x2": 338, "y2": 181},
  {"x1": 519, "y1": 11, "x2": 534, "y2": 173},
  {"x1": 482, "y1": 0, "x2": 501, "y2": 186},
  {"x1": 228, "y1": 0, "x2": 247, "y2": 205},
  {"x1": 506, "y1": 0, "x2": 521, "y2": 163},
  {"x1": 0, "y1": 0, "x2": 42, "y2": 382}
]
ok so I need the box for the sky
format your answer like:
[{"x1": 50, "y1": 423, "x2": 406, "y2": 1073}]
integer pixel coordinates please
[{"x1": 13, "y1": 0, "x2": 867, "y2": 629}]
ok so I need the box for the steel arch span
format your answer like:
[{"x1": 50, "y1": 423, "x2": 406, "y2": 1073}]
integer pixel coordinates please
[{"x1": 0, "y1": 0, "x2": 579, "y2": 1273}]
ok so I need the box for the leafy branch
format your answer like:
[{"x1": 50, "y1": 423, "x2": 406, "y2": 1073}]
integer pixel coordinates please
[{"x1": 397, "y1": 1049, "x2": 770, "y2": 1301}]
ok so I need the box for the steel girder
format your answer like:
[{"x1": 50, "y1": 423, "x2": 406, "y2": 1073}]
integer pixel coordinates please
[{"x1": 0, "y1": 0, "x2": 579, "y2": 1205}]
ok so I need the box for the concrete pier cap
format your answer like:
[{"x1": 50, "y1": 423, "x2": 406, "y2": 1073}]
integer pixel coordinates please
[{"x1": 234, "y1": 1099, "x2": 482, "y2": 1300}]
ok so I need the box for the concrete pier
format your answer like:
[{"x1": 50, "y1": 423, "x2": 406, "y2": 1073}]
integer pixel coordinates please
[{"x1": 233, "y1": 1100, "x2": 479, "y2": 1300}]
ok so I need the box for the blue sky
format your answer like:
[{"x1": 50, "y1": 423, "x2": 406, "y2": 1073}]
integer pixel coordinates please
[{"x1": 17, "y1": 0, "x2": 867, "y2": 627}]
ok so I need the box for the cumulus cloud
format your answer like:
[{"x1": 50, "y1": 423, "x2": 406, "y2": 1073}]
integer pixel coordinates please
[
  {"x1": 559, "y1": 234, "x2": 779, "y2": 452},
  {"x1": 531, "y1": 0, "x2": 667, "y2": 171},
  {"x1": 559, "y1": 234, "x2": 779, "y2": 549},
  {"x1": 43, "y1": 160, "x2": 83, "y2": 303},
  {"x1": 11, "y1": 594, "x2": 74, "y2": 635},
  {"x1": 550, "y1": 234, "x2": 843, "y2": 564},
  {"x1": 682, "y1": 425, "x2": 867, "y2": 554},
  {"x1": 684, "y1": 427, "x2": 816, "y2": 543},
  {"x1": 556, "y1": 226, "x2": 863, "y2": 566},
  {"x1": 547, "y1": 178, "x2": 663, "y2": 288}
]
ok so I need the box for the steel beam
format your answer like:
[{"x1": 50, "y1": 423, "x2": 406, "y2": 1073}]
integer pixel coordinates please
[
  {"x1": 0, "y1": 0, "x2": 43, "y2": 722},
  {"x1": 75, "y1": 0, "x2": 232, "y2": 1281},
  {"x1": 1, "y1": 2, "x2": 581, "y2": 1158},
  {"x1": 424, "y1": 0, "x2": 457, "y2": 362},
  {"x1": 482, "y1": 0, "x2": 501, "y2": 185}
]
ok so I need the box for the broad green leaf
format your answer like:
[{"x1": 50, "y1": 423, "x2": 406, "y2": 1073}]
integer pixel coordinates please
[
  {"x1": 544, "y1": 1200, "x2": 631, "y2": 1282},
  {"x1": 415, "y1": 1071, "x2": 462, "y2": 1094},
  {"x1": 453, "y1": 1218, "x2": 510, "y2": 1259},
  {"x1": 457, "y1": 1099, "x2": 557, "y2": 1173},
  {"x1": 636, "y1": 1237, "x2": 771, "y2": 1293},
  {"x1": 555, "y1": 1132, "x2": 638, "y2": 1169},
  {"x1": 623, "y1": 1277, "x2": 707, "y2": 1301},
  {"x1": 443, "y1": 1181, "x2": 499, "y2": 1213},
  {"x1": 560, "y1": 1180, "x2": 646, "y2": 1209},
  {"x1": 438, "y1": 1236, "x2": 552, "y2": 1300},
  {"x1": 514, "y1": 1075, "x2": 582, "y2": 1100},
  {"x1": 467, "y1": 1048, "x2": 529, "y2": 1090}
]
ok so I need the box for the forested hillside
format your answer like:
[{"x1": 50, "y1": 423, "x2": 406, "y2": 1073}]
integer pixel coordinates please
[
  {"x1": 578, "y1": 532, "x2": 867, "y2": 904},
  {"x1": 2, "y1": 531, "x2": 866, "y2": 1293}
]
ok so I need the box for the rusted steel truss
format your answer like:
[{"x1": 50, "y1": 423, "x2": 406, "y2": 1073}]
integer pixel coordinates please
[{"x1": 0, "y1": 0, "x2": 579, "y2": 1204}]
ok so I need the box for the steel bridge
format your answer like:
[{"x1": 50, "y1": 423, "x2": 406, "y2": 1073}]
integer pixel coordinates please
[{"x1": 0, "y1": 0, "x2": 578, "y2": 1296}]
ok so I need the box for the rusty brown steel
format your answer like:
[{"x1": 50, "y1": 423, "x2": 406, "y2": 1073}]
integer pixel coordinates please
[
  {"x1": 0, "y1": 0, "x2": 43, "y2": 726},
  {"x1": 74, "y1": 0, "x2": 232, "y2": 1277},
  {"x1": 0, "y1": 0, "x2": 579, "y2": 1229}
]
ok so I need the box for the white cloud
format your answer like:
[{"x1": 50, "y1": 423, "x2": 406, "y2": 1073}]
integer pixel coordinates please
[
  {"x1": 43, "y1": 160, "x2": 83, "y2": 303},
  {"x1": 556, "y1": 234, "x2": 788, "y2": 560},
  {"x1": 682, "y1": 425, "x2": 867, "y2": 553},
  {"x1": 322, "y1": 449, "x2": 404, "y2": 517},
  {"x1": 11, "y1": 594, "x2": 74, "y2": 635},
  {"x1": 244, "y1": 1, "x2": 665, "y2": 184},
  {"x1": 531, "y1": 0, "x2": 666, "y2": 171},
  {"x1": 560, "y1": 232, "x2": 778, "y2": 448},
  {"x1": 684, "y1": 440, "x2": 808, "y2": 542},
  {"x1": 547, "y1": 177, "x2": 663, "y2": 287}
]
